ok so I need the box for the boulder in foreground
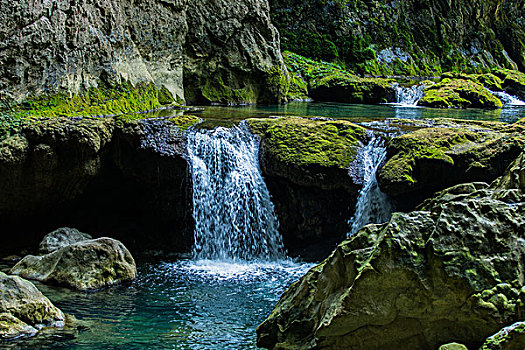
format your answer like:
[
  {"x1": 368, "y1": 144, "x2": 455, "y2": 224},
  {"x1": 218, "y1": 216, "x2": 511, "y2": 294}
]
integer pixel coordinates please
[
  {"x1": 0, "y1": 272, "x2": 65, "y2": 340},
  {"x1": 257, "y1": 153, "x2": 525, "y2": 349},
  {"x1": 10, "y1": 237, "x2": 137, "y2": 291}
]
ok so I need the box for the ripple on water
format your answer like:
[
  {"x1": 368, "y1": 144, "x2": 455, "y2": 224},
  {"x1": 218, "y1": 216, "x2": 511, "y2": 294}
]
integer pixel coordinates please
[{"x1": 3, "y1": 259, "x2": 314, "y2": 350}]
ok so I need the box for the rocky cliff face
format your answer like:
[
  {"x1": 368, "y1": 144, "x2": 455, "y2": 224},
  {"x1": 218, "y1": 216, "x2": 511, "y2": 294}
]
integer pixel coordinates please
[
  {"x1": 270, "y1": 0, "x2": 525, "y2": 76},
  {"x1": 0, "y1": 0, "x2": 286, "y2": 104}
]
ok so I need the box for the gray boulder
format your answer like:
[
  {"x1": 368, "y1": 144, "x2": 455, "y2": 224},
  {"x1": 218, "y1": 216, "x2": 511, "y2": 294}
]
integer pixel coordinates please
[
  {"x1": 0, "y1": 272, "x2": 65, "y2": 340},
  {"x1": 10, "y1": 238, "x2": 137, "y2": 291},
  {"x1": 257, "y1": 152, "x2": 525, "y2": 349},
  {"x1": 39, "y1": 227, "x2": 92, "y2": 254}
]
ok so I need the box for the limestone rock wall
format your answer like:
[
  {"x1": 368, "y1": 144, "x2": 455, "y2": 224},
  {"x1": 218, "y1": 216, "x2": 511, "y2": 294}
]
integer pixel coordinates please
[{"x1": 0, "y1": 0, "x2": 285, "y2": 104}]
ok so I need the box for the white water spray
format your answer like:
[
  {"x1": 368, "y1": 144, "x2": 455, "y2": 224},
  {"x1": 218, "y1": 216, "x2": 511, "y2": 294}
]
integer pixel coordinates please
[
  {"x1": 349, "y1": 134, "x2": 393, "y2": 235},
  {"x1": 487, "y1": 90, "x2": 525, "y2": 106},
  {"x1": 186, "y1": 123, "x2": 284, "y2": 261},
  {"x1": 391, "y1": 83, "x2": 425, "y2": 106}
]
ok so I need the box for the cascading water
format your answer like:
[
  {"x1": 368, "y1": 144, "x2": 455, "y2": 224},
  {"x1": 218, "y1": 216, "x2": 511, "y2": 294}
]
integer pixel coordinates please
[
  {"x1": 487, "y1": 90, "x2": 525, "y2": 106},
  {"x1": 186, "y1": 122, "x2": 284, "y2": 261},
  {"x1": 391, "y1": 83, "x2": 425, "y2": 106},
  {"x1": 349, "y1": 133, "x2": 393, "y2": 235}
]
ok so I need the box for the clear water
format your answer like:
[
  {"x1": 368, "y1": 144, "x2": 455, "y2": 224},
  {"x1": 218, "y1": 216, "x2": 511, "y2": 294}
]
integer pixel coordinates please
[
  {"x1": 190, "y1": 101, "x2": 525, "y2": 126},
  {"x1": 3, "y1": 260, "x2": 313, "y2": 350},
  {"x1": 187, "y1": 124, "x2": 284, "y2": 260}
]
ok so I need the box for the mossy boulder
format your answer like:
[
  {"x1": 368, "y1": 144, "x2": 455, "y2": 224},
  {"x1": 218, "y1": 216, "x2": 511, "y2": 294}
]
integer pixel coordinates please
[
  {"x1": 247, "y1": 116, "x2": 368, "y2": 259},
  {"x1": 0, "y1": 272, "x2": 65, "y2": 340},
  {"x1": 257, "y1": 152, "x2": 525, "y2": 350},
  {"x1": 377, "y1": 120, "x2": 525, "y2": 202},
  {"x1": 247, "y1": 116, "x2": 367, "y2": 188},
  {"x1": 480, "y1": 322, "x2": 525, "y2": 350},
  {"x1": 493, "y1": 69, "x2": 525, "y2": 100},
  {"x1": 419, "y1": 78, "x2": 503, "y2": 108},
  {"x1": 10, "y1": 237, "x2": 137, "y2": 291}
]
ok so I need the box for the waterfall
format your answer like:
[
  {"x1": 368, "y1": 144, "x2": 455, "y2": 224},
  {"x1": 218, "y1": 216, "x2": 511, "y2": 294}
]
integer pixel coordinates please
[
  {"x1": 487, "y1": 90, "x2": 525, "y2": 106},
  {"x1": 186, "y1": 123, "x2": 284, "y2": 261},
  {"x1": 349, "y1": 134, "x2": 393, "y2": 235},
  {"x1": 392, "y1": 83, "x2": 425, "y2": 106}
]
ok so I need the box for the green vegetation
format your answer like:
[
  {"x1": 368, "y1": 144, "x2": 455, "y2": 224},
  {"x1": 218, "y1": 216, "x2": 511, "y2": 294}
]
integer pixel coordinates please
[
  {"x1": 246, "y1": 116, "x2": 367, "y2": 168},
  {"x1": 283, "y1": 52, "x2": 394, "y2": 103},
  {"x1": 201, "y1": 77, "x2": 256, "y2": 105},
  {"x1": 6, "y1": 81, "x2": 175, "y2": 119},
  {"x1": 419, "y1": 78, "x2": 503, "y2": 108}
]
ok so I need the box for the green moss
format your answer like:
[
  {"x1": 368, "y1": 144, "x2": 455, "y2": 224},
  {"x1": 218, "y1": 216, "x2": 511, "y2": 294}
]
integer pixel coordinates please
[
  {"x1": 168, "y1": 115, "x2": 201, "y2": 131},
  {"x1": 246, "y1": 116, "x2": 367, "y2": 168},
  {"x1": 420, "y1": 78, "x2": 503, "y2": 108},
  {"x1": 4, "y1": 81, "x2": 174, "y2": 120},
  {"x1": 379, "y1": 128, "x2": 482, "y2": 191},
  {"x1": 157, "y1": 86, "x2": 175, "y2": 105},
  {"x1": 493, "y1": 69, "x2": 525, "y2": 94},
  {"x1": 287, "y1": 74, "x2": 309, "y2": 100},
  {"x1": 266, "y1": 65, "x2": 290, "y2": 103},
  {"x1": 283, "y1": 51, "x2": 394, "y2": 103},
  {"x1": 201, "y1": 77, "x2": 256, "y2": 105}
]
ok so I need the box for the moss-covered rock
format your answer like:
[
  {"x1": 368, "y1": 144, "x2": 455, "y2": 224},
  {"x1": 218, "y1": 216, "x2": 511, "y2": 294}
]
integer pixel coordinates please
[
  {"x1": 480, "y1": 322, "x2": 525, "y2": 350},
  {"x1": 419, "y1": 78, "x2": 503, "y2": 108},
  {"x1": 283, "y1": 52, "x2": 395, "y2": 104},
  {"x1": 378, "y1": 120, "x2": 525, "y2": 200},
  {"x1": 10, "y1": 237, "x2": 137, "y2": 291},
  {"x1": 493, "y1": 69, "x2": 525, "y2": 100},
  {"x1": 257, "y1": 152, "x2": 525, "y2": 350},
  {"x1": 247, "y1": 116, "x2": 368, "y2": 260},
  {"x1": 0, "y1": 272, "x2": 65, "y2": 340},
  {"x1": 0, "y1": 115, "x2": 194, "y2": 256}
]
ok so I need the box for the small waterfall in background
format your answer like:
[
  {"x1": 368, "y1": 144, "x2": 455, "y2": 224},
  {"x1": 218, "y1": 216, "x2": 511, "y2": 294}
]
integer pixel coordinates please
[
  {"x1": 349, "y1": 133, "x2": 393, "y2": 235},
  {"x1": 487, "y1": 90, "x2": 525, "y2": 106},
  {"x1": 186, "y1": 123, "x2": 284, "y2": 261},
  {"x1": 391, "y1": 83, "x2": 425, "y2": 106}
]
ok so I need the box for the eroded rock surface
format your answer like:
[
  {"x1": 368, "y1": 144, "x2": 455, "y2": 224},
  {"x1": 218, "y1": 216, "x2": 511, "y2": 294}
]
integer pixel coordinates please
[
  {"x1": 0, "y1": 0, "x2": 286, "y2": 104},
  {"x1": 257, "y1": 152, "x2": 525, "y2": 350},
  {"x1": 39, "y1": 228, "x2": 92, "y2": 254},
  {"x1": 10, "y1": 237, "x2": 137, "y2": 291},
  {"x1": 0, "y1": 272, "x2": 65, "y2": 340}
]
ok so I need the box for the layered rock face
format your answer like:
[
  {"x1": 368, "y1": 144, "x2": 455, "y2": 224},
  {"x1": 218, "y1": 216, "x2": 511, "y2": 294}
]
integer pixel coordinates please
[
  {"x1": 0, "y1": 116, "x2": 194, "y2": 254},
  {"x1": 257, "y1": 152, "x2": 525, "y2": 349},
  {"x1": 0, "y1": 0, "x2": 286, "y2": 104},
  {"x1": 270, "y1": 0, "x2": 525, "y2": 75}
]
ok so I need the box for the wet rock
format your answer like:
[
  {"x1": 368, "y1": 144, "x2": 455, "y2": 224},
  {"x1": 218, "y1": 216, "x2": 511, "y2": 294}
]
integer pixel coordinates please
[
  {"x1": 39, "y1": 227, "x2": 92, "y2": 254},
  {"x1": 0, "y1": 272, "x2": 65, "y2": 340},
  {"x1": 419, "y1": 79, "x2": 503, "y2": 108},
  {"x1": 377, "y1": 119, "x2": 525, "y2": 207},
  {"x1": 257, "y1": 153, "x2": 525, "y2": 350},
  {"x1": 247, "y1": 116, "x2": 368, "y2": 260},
  {"x1": 480, "y1": 322, "x2": 525, "y2": 350},
  {"x1": 10, "y1": 238, "x2": 137, "y2": 291}
]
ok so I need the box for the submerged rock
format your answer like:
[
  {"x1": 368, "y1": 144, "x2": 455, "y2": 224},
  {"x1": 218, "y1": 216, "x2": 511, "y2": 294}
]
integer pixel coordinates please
[
  {"x1": 0, "y1": 272, "x2": 65, "y2": 340},
  {"x1": 39, "y1": 227, "x2": 92, "y2": 254},
  {"x1": 257, "y1": 153, "x2": 525, "y2": 349},
  {"x1": 10, "y1": 238, "x2": 137, "y2": 291}
]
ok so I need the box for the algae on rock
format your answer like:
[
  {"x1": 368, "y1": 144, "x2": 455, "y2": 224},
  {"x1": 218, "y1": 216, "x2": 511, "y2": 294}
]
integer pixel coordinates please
[{"x1": 257, "y1": 151, "x2": 525, "y2": 350}]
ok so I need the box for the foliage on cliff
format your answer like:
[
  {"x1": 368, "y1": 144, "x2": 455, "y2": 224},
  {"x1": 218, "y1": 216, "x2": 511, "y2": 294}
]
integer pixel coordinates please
[{"x1": 270, "y1": 0, "x2": 525, "y2": 76}]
